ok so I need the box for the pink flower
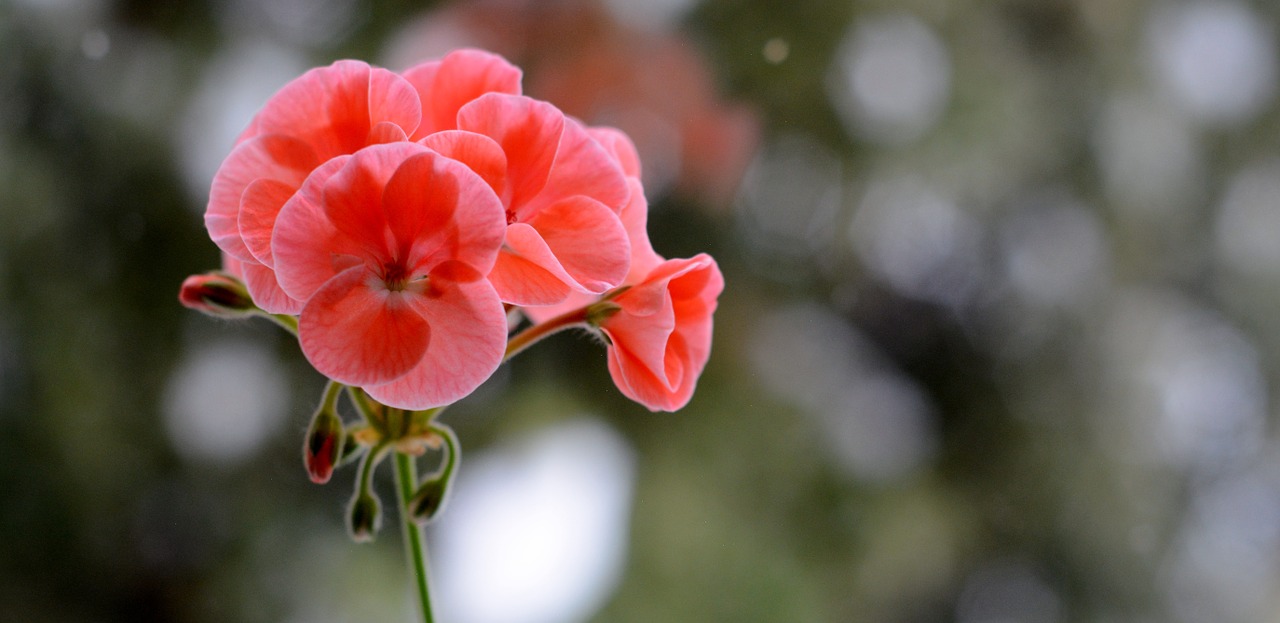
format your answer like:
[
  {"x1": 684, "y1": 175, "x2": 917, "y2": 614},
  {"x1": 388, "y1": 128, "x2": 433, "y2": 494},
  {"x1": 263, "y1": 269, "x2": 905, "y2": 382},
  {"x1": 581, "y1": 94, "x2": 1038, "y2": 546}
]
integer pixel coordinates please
[
  {"x1": 204, "y1": 50, "x2": 520, "y2": 314},
  {"x1": 521, "y1": 127, "x2": 657, "y2": 324},
  {"x1": 600, "y1": 254, "x2": 723, "y2": 412},
  {"x1": 422, "y1": 94, "x2": 632, "y2": 306},
  {"x1": 270, "y1": 142, "x2": 509, "y2": 410}
]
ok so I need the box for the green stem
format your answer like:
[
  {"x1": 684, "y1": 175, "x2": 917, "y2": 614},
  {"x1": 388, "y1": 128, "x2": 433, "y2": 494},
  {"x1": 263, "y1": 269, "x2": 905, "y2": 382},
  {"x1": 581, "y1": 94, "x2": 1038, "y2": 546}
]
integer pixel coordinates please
[
  {"x1": 428, "y1": 422, "x2": 460, "y2": 483},
  {"x1": 395, "y1": 452, "x2": 435, "y2": 623}
]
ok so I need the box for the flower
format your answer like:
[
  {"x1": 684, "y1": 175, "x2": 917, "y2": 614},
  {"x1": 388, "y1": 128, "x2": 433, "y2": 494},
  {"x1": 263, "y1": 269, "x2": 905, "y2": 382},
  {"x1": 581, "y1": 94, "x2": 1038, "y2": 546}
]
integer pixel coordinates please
[
  {"x1": 204, "y1": 50, "x2": 521, "y2": 313},
  {"x1": 521, "y1": 129, "x2": 724, "y2": 412},
  {"x1": 597, "y1": 254, "x2": 724, "y2": 412},
  {"x1": 271, "y1": 142, "x2": 509, "y2": 410},
  {"x1": 422, "y1": 93, "x2": 632, "y2": 306}
]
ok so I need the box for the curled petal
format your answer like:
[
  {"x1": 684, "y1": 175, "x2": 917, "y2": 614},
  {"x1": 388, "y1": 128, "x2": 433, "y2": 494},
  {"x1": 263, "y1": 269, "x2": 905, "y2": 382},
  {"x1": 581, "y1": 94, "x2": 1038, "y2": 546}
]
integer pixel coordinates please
[
  {"x1": 526, "y1": 196, "x2": 630, "y2": 294},
  {"x1": 403, "y1": 48, "x2": 523, "y2": 139},
  {"x1": 299, "y1": 267, "x2": 430, "y2": 387},
  {"x1": 601, "y1": 255, "x2": 723, "y2": 412},
  {"x1": 364, "y1": 272, "x2": 506, "y2": 410}
]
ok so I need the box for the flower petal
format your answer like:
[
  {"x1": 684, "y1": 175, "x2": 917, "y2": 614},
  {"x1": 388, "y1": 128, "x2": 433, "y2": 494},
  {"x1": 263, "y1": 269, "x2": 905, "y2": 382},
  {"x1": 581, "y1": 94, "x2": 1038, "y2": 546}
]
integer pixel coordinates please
[
  {"x1": 419, "y1": 130, "x2": 508, "y2": 198},
  {"x1": 206, "y1": 133, "x2": 318, "y2": 261},
  {"x1": 488, "y1": 246, "x2": 574, "y2": 307},
  {"x1": 258, "y1": 61, "x2": 421, "y2": 160},
  {"x1": 618, "y1": 178, "x2": 663, "y2": 282},
  {"x1": 239, "y1": 178, "x2": 296, "y2": 267},
  {"x1": 364, "y1": 268, "x2": 506, "y2": 409},
  {"x1": 403, "y1": 48, "x2": 522, "y2": 139},
  {"x1": 526, "y1": 196, "x2": 630, "y2": 294},
  {"x1": 299, "y1": 266, "x2": 429, "y2": 386},
  {"x1": 524, "y1": 118, "x2": 629, "y2": 216},
  {"x1": 589, "y1": 126, "x2": 642, "y2": 179},
  {"x1": 321, "y1": 143, "x2": 429, "y2": 262},
  {"x1": 601, "y1": 255, "x2": 723, "y2": 412},
  {"x1": 241, "y1": 260, "x2": 304, "y2": 315},
  {"x1": 457, "y1": 93, "x2": 563, "y2": 216},
  {"x1": 272, "y1": 156, "x2": 361, "y2": 302}
]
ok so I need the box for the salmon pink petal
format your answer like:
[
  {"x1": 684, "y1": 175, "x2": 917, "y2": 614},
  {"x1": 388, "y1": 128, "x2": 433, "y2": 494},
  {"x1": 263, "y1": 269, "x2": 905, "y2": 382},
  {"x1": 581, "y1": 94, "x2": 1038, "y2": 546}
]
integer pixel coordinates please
[
  {"x1": 605, "y1": 285, "x2": 677, "y2": 381},
  {"x1": 367, "y1": 121, "x2": 409, "y2": 145},
  {"x1": 419, "y1": 130, "x2": 508, "y2": 198},
  {"x1": 258, "y1": 61, "x2": 420, "y2": 159},
  {"x1": 239, "y1": 178, "x2": 295, "y2": 266},
  {"x1": 526, "y1": 196, "x2": 630, "y2": 294},
  {"x1": 618, "y1": 178, "x2": 663, "y2": 282},
  {"x1": 364, "y1": 267, "x2": 506, "y2": 410},
  {"x1": 606, "y1": 343, "x2": 690, "y2": 412},
  {"x1": 367, "y1": 67, "x2": 423, "y2": 138},
  {"x1": 457, "y1": 93, "x2": 563, "y2": 216},
  {"x1": 381, "y1": 152, "x2": 458, "y2": 261},
  {"x1": 272, "y1": 156, "x2": 362, "y2": 301},
  {"x1": 488, "y1": 250, "x2": 573, "y2": 306},
  {"x1": 241, "y1": 260, "x2": 304, "y2": 315},
  {"x1": 299, "y1": 267, "x2": 430, "y2": 386},
  {"x1": 601, "y1": 255, "x2": 723, "y2": 412},
  {"x1": 523, "y1": 119, "x2": 629, "y2": 216},
  {"x1": 589, "y1": 126, "x2": 642, "y2": 178},
  {"x1": 403, "y1": 49, "x2": 522, "y2": 139},
  {"x1": 321, "y1": 143, "x2": 427, "y2": 261},
  {"x1": 206, "y1": 133, "x2": 318, "y2": 261}
]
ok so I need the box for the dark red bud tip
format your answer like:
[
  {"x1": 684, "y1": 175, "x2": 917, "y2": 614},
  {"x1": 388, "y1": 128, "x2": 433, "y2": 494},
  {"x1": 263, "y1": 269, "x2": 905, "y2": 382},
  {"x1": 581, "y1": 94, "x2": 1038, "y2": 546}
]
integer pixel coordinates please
[
  {"x1": 303, "y1": 410, "x2": 344, "y2": 484},
  {"x1": 179, "y1": 272, "x2": 255, "y2": 318},
  {"x1": 347, "y1": 493, "x2": 381, "y2": 543}
]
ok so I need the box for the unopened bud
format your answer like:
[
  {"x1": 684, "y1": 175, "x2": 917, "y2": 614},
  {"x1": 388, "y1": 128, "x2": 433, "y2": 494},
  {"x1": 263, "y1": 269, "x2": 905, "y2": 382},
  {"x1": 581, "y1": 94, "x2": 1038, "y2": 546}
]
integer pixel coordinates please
[
  {"x1": 179, "y1": 272, "x2": 255, "y2": 318},
  {"x1": 347, "y1": 492, "x2": 381, "y2": 543},
  {"x1": 409, "y1": 475, "x2": 451, "y2": 524},
  {"x1": 303, "y1": 408, "x2": 344, "y2": 484}
]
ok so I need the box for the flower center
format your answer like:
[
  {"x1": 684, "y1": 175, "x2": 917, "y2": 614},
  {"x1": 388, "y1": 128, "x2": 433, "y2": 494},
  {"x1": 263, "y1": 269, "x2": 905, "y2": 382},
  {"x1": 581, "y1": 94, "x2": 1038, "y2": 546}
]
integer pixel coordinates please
[{"x1": 383, "y1": 262, "x2": 412, "y2": 292}]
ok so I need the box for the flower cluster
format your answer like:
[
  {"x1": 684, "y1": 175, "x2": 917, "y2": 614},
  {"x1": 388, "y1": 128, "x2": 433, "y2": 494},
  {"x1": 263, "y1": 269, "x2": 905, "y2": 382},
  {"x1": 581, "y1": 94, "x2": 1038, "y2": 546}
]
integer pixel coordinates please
[{"x1": 186, "y1": 49, "x2": 723, "y2": 413}]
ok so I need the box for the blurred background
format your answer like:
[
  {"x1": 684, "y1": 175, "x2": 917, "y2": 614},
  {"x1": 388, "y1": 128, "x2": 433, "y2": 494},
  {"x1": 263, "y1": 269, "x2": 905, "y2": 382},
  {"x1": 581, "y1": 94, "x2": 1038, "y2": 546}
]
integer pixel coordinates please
[{"x1": 4, "y1": 0, "x2": 1280, "y2": 621}]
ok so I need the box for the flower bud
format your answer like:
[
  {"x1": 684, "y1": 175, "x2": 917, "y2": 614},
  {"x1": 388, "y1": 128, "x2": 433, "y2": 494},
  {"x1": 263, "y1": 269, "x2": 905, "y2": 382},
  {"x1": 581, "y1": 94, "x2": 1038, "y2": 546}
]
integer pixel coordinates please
[
  {"x1": 409, "y1": 475, "x2": 451, "y2": 525},
  {"x1": 303, "y1": 408, "x2": 344, "y2": 484},
  {"x1": 347, "y1": 492, "x2": 381, "y2": 543},
  {"x1": 178, "y1": 272, "x2": 255, "y2": 318}
]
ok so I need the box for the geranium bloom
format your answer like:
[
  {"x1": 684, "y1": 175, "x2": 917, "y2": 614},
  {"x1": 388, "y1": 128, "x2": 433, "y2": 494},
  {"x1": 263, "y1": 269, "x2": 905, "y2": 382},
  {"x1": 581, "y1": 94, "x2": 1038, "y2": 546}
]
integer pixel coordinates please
[
  {"x1": 271, "y1": 142, "x2": 509, "y2": 410},
  {"x1": 423, "y1": 93, "x2": 632, "y2": 306},
  {"x1": 205, "y1": 50, "x2": 521, "y2": 313},
  {"x1": 599, "y1": 254, "x2": 724, "y2": 412},
  {"x1": 520, "y1": 129, "x2": 723, "y2": 412}
]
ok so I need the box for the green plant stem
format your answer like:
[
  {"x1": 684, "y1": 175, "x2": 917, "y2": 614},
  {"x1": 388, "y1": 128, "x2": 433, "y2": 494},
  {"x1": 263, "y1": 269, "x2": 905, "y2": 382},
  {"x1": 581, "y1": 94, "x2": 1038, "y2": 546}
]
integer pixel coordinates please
[
  {"x1": 428, "y1": 422, "x2": 460, "y2": 483},
  {"x1": 395, "y1": 452, "x2": 435, "y2": 623}
]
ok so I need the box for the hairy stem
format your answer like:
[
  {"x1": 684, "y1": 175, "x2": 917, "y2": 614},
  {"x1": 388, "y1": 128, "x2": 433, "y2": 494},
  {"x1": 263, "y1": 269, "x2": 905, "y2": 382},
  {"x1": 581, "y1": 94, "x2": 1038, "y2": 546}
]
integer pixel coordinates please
[{"x1": 395, "y1": 453, "x2": 435, "y2": 623}]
